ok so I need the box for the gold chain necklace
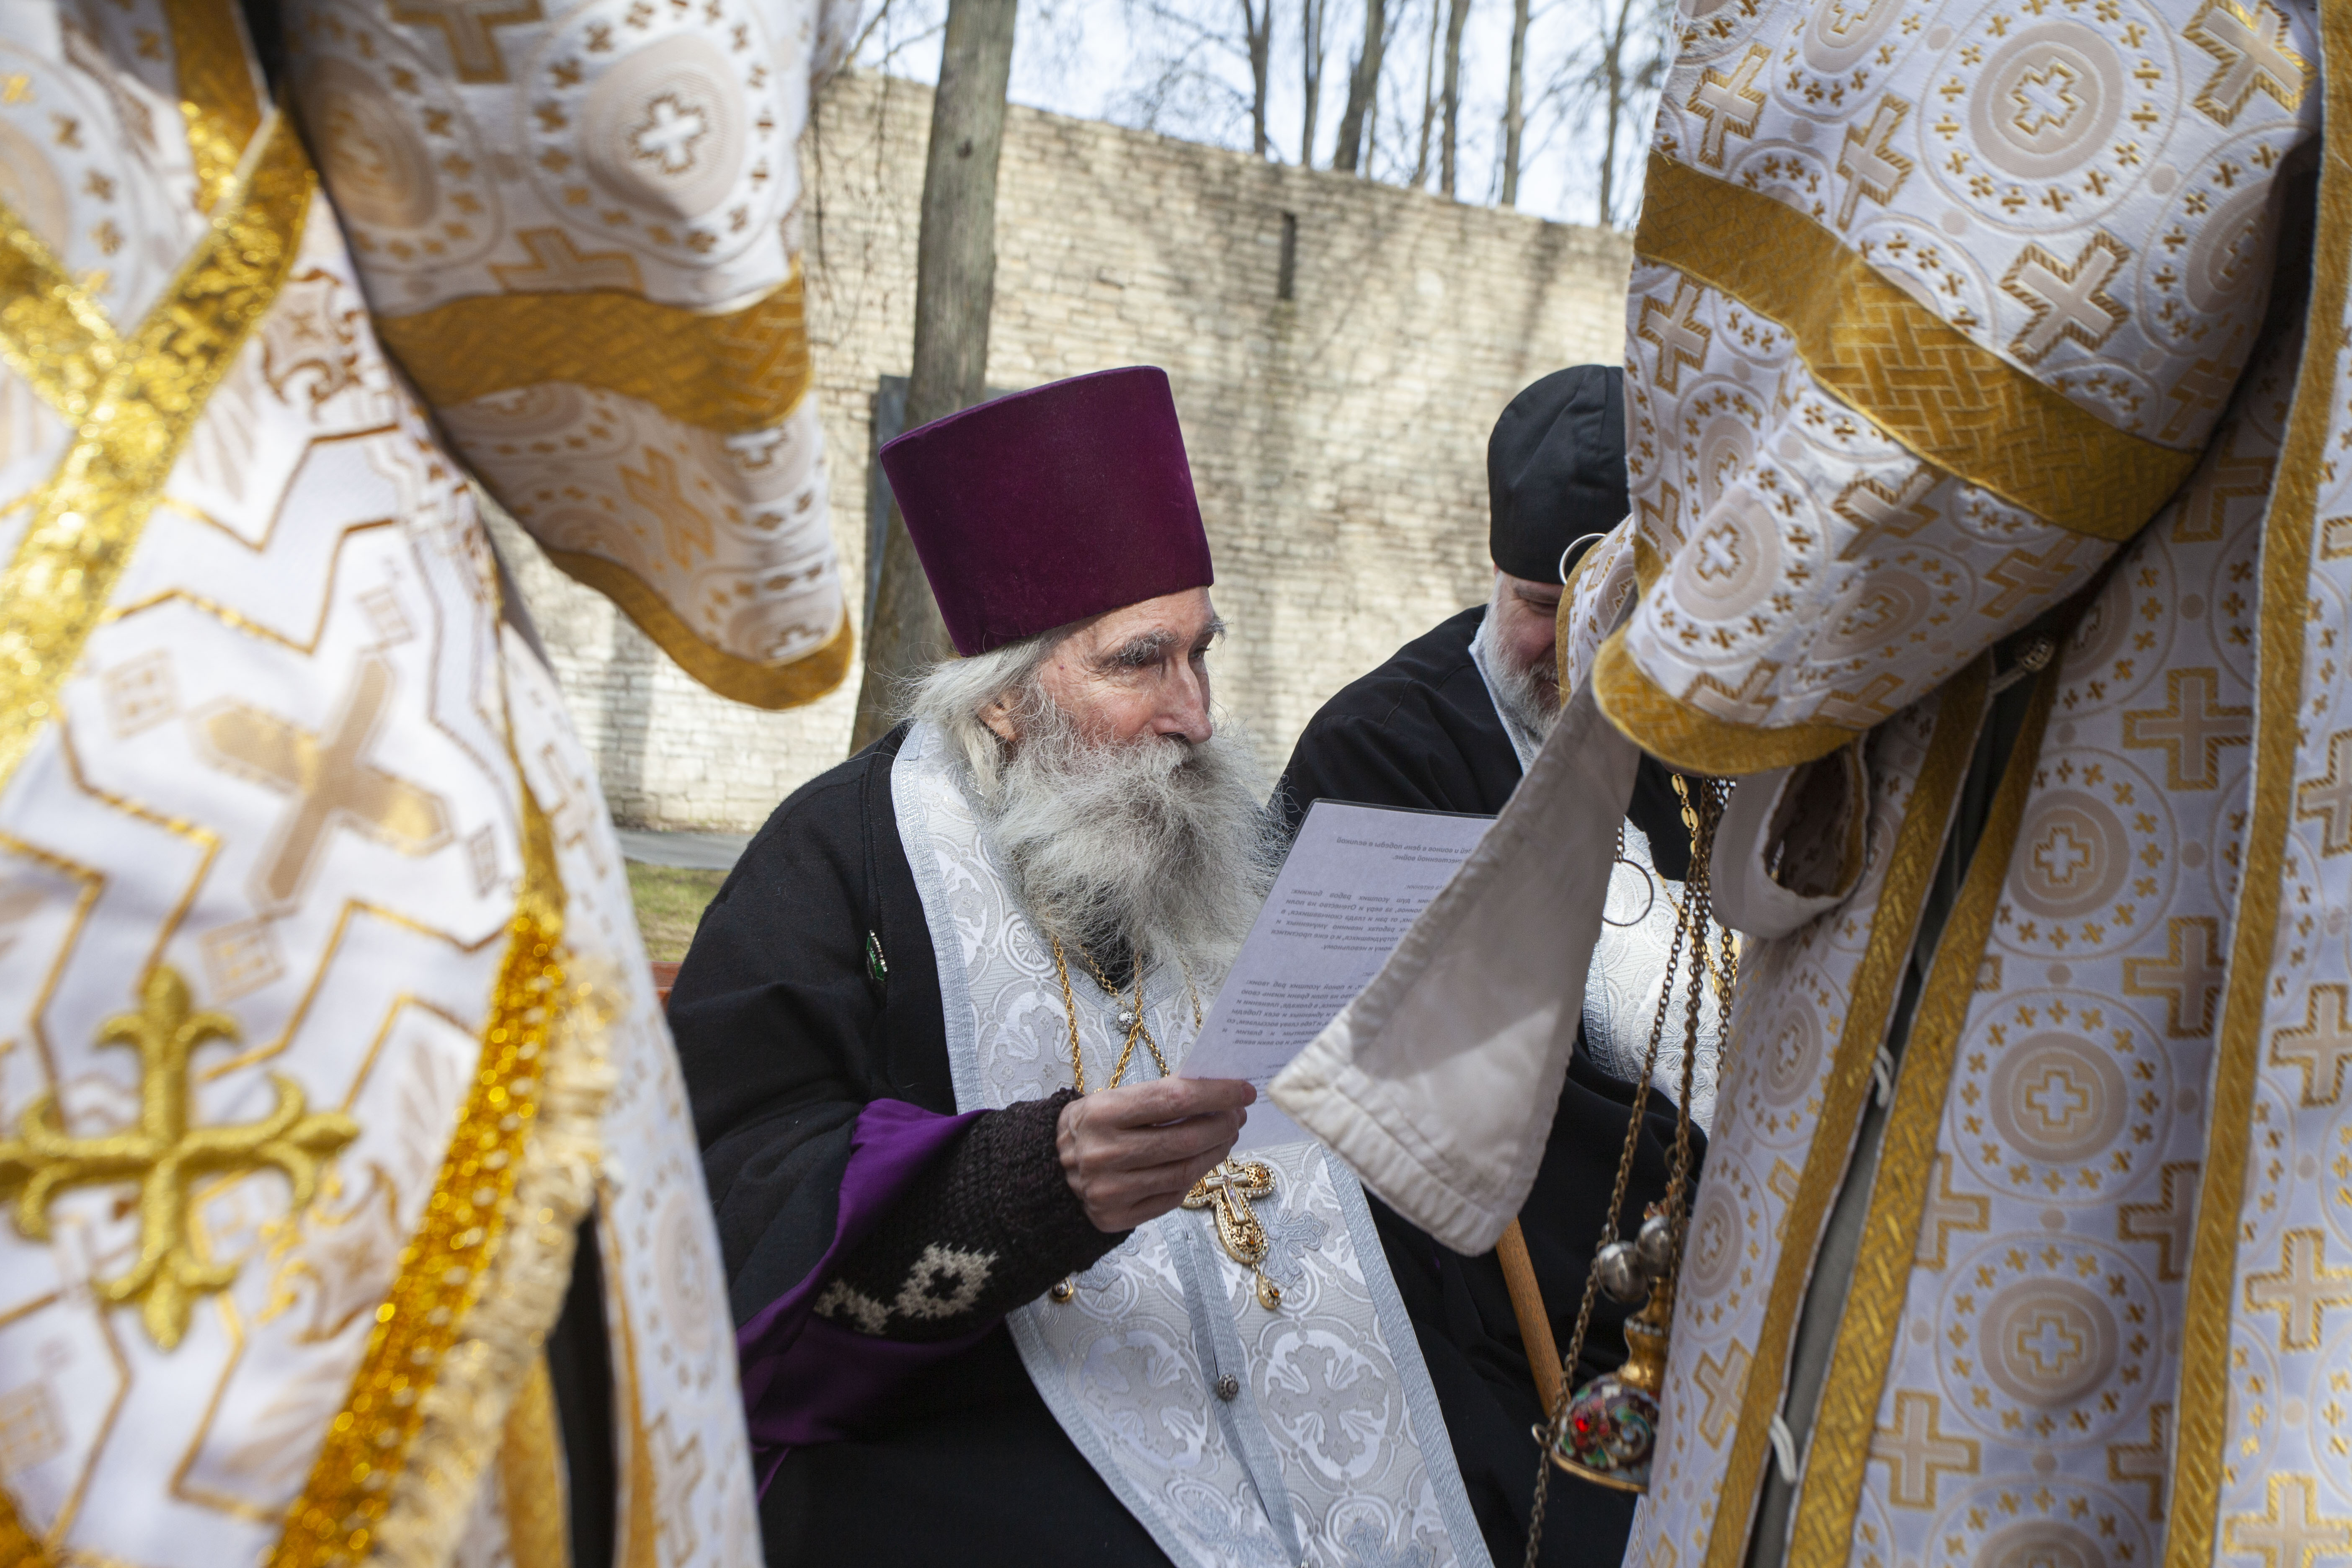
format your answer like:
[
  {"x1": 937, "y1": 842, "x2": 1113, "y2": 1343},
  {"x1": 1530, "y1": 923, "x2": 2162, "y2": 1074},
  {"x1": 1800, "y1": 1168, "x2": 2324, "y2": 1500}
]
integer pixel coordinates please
[
  {"x1": 1047, "y1": 937, "x2": 1257, "y2": 1308},
  {"x1": 1050, "y1": 936, "x2": 1162, "y2": 1092}
]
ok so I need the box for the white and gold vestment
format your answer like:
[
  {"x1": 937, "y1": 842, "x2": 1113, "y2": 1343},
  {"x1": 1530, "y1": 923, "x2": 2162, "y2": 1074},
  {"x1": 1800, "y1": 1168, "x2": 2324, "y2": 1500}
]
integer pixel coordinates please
[
  {"x1": 1276, "y1": 2, "x2": 2352, "y2": 1565},
  {"x1": 0, "y1": 0, "x2": 818, "y2": 1558}
]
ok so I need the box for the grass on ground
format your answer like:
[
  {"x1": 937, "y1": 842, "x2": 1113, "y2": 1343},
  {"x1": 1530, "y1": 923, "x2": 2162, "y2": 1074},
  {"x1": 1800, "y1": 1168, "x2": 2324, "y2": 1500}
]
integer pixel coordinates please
[{"x1": 628, "y1": 862, "x2": 730, "y2": 962}]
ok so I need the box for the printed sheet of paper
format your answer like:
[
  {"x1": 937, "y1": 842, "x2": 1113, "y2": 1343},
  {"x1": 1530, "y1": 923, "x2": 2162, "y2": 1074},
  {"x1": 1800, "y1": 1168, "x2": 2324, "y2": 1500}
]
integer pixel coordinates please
[{"x1": 1186, "y1": 801, "x2": 1492, "y2": 1148}]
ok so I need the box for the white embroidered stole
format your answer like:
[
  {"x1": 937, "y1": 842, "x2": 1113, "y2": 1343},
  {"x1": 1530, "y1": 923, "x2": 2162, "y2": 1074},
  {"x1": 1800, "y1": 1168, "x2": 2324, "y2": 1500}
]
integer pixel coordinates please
[{"x1": 890, "y1": 721, "x2": 1491, "y2": 1568}]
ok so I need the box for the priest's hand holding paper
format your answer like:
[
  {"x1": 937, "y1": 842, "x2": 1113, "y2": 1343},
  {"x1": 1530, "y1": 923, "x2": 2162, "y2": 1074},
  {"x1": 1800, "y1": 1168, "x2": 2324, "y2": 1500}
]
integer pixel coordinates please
[{"x1": 1057, "y1": 1077, "x2": 1257, "y2": 1231}]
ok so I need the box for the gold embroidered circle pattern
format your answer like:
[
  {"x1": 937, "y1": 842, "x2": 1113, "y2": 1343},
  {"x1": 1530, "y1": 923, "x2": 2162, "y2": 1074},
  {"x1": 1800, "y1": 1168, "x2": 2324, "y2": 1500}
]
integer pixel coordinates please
[
  {"x1": 289, "y1": 15, "x2": 501, "y2": 270},
  {"x1": 1934, "y1": 1235, "x2": 2157, "y2": 1448},
  {"x1": 1997, "y1": 752, "x2": 2173, "y2": 958},
  {"x1": 1926, "y1": 0, "x2": 2171, "y2": 234},
  {"x1": 1955, "y1": 1515, "x2": 2115, "y2": 1568},
  {"x1": 0, "y1": 41, "x2": 179, "y2": 304},
  {"x1": 1953, "y1": 991, "x2": 2172, "y2": 1200},
  {"x1": 1682, "y1": 1153, "x2": 1761, "y2": 1302},
  {"x1": 1751, "y1": 990, "x2": 1828, "y2": 1116},
  {"x1": 524, "y1": 0, "x2": 787, "y2": 266}
]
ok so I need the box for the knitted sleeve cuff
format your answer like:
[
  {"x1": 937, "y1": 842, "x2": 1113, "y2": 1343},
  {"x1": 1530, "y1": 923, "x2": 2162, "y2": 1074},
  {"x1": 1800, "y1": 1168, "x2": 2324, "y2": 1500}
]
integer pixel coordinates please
[{"x1": 811, "y1": 1089, "x2": 1124, "y2": 1341}]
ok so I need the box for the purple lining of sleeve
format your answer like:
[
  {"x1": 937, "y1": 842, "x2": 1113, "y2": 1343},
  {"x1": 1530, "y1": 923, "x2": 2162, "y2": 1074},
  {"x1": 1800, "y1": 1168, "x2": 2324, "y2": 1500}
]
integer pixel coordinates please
[{"x1": 733, "y1": 1097, "x2": 989, "y2": 1483}]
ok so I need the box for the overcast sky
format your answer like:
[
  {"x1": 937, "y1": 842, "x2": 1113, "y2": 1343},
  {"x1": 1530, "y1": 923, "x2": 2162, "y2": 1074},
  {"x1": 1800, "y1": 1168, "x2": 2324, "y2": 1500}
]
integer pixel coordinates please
[{"x1": 849, "y1": 0, "x2": 1669, "y2": 229}]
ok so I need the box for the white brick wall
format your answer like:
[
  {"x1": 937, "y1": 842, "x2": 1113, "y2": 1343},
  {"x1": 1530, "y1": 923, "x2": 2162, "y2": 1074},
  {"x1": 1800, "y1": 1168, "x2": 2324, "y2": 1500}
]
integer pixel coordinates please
[{"x1": 497, "y1": 70, "x2": 1633, "y2": 830}]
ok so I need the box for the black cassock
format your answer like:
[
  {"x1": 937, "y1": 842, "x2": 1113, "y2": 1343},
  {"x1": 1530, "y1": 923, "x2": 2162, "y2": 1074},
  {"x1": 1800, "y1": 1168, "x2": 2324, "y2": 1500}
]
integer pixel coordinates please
[
  {"x1": 671, "y1": 723, "x2": 1168, "y2": 1563},
  {"x1": 674, "y1": 614, "x2": 1694, "y2": 1566},
  {"x1": 1274, "y1": 605, "x2": 1698, "y2": 1568}
]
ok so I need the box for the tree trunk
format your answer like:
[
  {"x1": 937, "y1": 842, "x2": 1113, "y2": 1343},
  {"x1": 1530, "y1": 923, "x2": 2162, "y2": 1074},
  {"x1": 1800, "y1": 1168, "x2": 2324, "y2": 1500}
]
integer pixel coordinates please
[
  {"x1": 847, "y1": 0, "x2": 1018, "y2": 753},
  {"x1": 1498, "y1": 0, "x2": 1527, "y2": 204},
  {"x1": 1597, "y1": 0, "x2": 1646, "y2": 224},
  {"x1": 1439, "y1": 0, "x2": 1468, "y2": 195},
  {"x1": 1332, "y1": 0, "x2": 1385, "y2": 173},
  {"x1": 1244, "y1": 0, "x2": 1271, "y2": 157},
  {"x1": 1411, "y1": 0, "x2": 1439, "y2": 185},
  {"x1": 1301, "y1": 0, "x2": 1327, "y2": 165}
]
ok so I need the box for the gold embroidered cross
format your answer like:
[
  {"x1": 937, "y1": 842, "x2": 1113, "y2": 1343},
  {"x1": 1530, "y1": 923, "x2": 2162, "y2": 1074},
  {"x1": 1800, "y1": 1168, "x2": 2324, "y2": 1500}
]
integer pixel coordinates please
[
  {"x1": 200, "y1": 653, "x2": 451, "y2": 910},
  {"x1": 1183, "y1": 1158, "x2": 1284, "y2": 1309},
  {"x1": 0, "y1": 967, "x2": 358, "y2": 1349}
]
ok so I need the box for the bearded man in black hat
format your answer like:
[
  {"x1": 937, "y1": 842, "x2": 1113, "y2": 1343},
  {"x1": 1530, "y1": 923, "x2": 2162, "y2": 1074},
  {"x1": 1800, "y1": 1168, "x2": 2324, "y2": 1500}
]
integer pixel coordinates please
[{"x1": 1277, "y1": 365, "x2": 1717, "y2": 1568}]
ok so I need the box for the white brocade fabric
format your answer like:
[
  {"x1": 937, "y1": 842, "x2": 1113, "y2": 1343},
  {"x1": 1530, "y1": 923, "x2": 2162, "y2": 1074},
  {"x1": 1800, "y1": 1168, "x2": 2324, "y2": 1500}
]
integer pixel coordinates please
[
  {"x1": 889, "y1": 722, "x2": 1490, "y2": 1568},
  {"x1": 1581, "y1": 823, "x2": 1725, "y2": 1133},
  {"x1": 279, "y1": 0, "x2": 849, "y2": 698},
  {"x1": 0, "y1": 12, "x2": 756, "y2": 1560}
]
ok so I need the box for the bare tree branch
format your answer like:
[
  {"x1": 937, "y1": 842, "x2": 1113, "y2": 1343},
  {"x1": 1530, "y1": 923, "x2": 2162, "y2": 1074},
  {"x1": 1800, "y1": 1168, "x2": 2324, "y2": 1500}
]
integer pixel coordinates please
[
  {"x1": 1438, "y1": 0, "x2": 1469, "y2": 195},
  {"x1": 1301, "y1": 0, "x2": 1329, "y2": 165},
  {"x1": 1498, "y1": 0, "x2": 1527, "y2": 205},
  {"x1": 1411, "y1": 0, "x2": 1438, "y2": 185},
  {"x1": 1331, "y1": 0, "x2": 1384, "y2": 172}
]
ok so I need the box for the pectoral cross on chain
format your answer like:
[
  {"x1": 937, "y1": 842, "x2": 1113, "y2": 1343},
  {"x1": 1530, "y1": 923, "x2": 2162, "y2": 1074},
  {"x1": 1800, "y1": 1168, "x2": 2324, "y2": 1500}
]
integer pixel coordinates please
[{"x1": 1184, "y1": 1158, "x2": 1284, "y2": 1309}]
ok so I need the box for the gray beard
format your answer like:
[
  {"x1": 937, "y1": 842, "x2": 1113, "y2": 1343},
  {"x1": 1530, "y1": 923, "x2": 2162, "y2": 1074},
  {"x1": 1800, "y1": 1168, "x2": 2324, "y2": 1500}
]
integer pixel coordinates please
[
  {"x1": 1474, "y1": 602, "x2": 1560, "y2": 741},
  {"x1": 975, "y1": 705, "x2": 1281, "y2": 981}
]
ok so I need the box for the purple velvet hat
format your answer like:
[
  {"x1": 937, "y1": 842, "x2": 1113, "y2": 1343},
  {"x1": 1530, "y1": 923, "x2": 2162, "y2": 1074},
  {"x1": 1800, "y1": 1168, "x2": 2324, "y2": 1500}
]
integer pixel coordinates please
[{"x1": 879, "y1": 366, "x2": 1214, "y2": 655}]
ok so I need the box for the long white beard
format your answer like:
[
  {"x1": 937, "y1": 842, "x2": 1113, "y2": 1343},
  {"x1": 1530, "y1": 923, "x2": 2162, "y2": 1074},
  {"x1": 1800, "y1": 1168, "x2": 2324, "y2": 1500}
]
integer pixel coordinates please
[
  {"x1": 1474, "y1": 600, "x2": 1560, "y2": 741},
  {"x1": 978, "y1": 705, "x2": 1281, "y2": 982}
]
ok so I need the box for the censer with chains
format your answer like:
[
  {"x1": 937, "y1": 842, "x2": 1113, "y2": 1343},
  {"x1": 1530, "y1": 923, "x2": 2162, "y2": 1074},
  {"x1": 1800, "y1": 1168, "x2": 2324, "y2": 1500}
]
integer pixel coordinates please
[{"x1": 1524, "y1": 774, "x2": 1737, "y2": 1555}]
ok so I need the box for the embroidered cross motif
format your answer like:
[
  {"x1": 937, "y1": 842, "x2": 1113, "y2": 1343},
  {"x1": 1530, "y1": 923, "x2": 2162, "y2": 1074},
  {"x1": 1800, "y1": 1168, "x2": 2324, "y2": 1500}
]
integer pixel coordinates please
[
  {"x1": 1833, "y1": 467, "x2": 1938, "y2": 562},
  {"x1": 2120, "y1": 916, "x2": 2227, "y2": 1038},
  {"x1": 2107, "y1": 1403, "x2": 2171, "y2": 1521},
  {"x1": 2295, "y1": 730, "x2": 2352, "y2": 854},
  {"x1": 1914, "y1": 1153, "x2": 1989, "y2": 1269},
  {"x1": 620, "y1": 447, "x2": 717, "y2": 569},
  {"x1": 1687, "y1": 45, "x2": 1769, "y2": 169},
  {"x1": 1636, "y1": 281, "x2": 1711, "y2": 394},
  {"x1": 1867, "y1": 1390, "x2": 1978, "y2": 1509},
  {"x1": 2001, "y1": 235, "x2": 2131, "y2": 365},
  {"x1": 2272, "y1": 986, "x2": 2352, "y2": 1107},
  {"x1": 2117, "y1": 1161, "x2": 2200, "y2": 1281},
  {"x1": 488, "y1": 227, "x2": 646, "y2": 294},
  {"x1": 0, "y1": 967, "x2": 358, "y2": 1349},
  {"x1": 1981, "y1": 536, "x2": 2094, "y2": 620},
  {"x1": 2122, "y1": 667, "x2": 2250, "y2": 791},
  {"x1": 1693, "y1": 1344, "x2": 1750, "y2": 1447},
  {"x1": 386, "y1": 0, "x2": 547, "y2": 82},
  {"x1": 2245, "y1": 1229, "x2": 2352, "y2": 1351},
  {"x1": 1184, "y1": 1158, "x2": 1284, "y2": 1308},
  {"x1": 1834, "y1": 97, "x2": 1914, "y2": 229},
  {"x1": 199, "y1": 653, "x2": 452, "y2": 910},
  {"x1": 2225, "y1": 1473, "x2": 2352, "y2": 1568},
  {"x1": 2184, "y1": 0, "x2": 2310, "y2": 127}
]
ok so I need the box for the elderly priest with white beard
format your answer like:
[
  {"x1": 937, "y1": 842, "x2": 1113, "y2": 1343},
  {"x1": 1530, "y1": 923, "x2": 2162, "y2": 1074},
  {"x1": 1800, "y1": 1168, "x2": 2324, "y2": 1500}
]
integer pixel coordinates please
[{"x1": 673, "y1": 366, "x2": 1493, "y2": 1566}]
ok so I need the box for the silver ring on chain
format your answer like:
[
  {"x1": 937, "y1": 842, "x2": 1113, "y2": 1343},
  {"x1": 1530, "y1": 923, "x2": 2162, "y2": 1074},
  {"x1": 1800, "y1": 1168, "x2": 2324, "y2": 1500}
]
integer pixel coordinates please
[{"x1": 1601, "y1": 860, "x2": 1658, "y2": 927}]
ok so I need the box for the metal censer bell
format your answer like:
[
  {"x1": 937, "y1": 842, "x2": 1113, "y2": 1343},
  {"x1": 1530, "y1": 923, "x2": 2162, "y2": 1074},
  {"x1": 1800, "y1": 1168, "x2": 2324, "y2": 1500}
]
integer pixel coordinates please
[
  {"x1": 1527, "y1": 771, "x2": 1734, "y2": 1548},
  {"x1": 1550, "y1": 1204, "x2": 1676, "y2": 1492}
]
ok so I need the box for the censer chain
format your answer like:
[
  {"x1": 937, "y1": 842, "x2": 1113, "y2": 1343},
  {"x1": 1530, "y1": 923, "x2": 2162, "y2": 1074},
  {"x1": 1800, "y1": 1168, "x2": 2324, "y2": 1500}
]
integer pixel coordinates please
[{"x1": 1523, "y1": 775, "x2": 1728, "y2": 1566}]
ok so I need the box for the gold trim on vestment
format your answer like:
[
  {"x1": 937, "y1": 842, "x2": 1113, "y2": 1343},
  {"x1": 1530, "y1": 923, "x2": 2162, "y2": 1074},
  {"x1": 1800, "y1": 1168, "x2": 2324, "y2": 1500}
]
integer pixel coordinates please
[
  {"x1": 499, "y1": 1354, "x2": 571, "y2": 1568},
  {"x1": 1637, "y1": 154, "x2": 2200, "y2": 542},
  {"x1": 0, "y1": 207, "x2": 118, "y2": 422},
  {"x1": 0, "y1": 1481, "x2": 55, "y2": 1567},
  {"x1": 1783, "y1": 667, "x2": 2056, "y2": 1568},
  {"x1": 159, "y1": 0, "x2": 263, "y2": 211},
  {"x1": 1593, "y1": 629, "x2": 1865, "y2": 774},
  {"x1": 0, "y1": 117, "x2": 313, "y2": 799},
  {"x1": 374, "y1": 266, "x2": 814, "y2": 437},
  {"x1": 609, "y1": 1245, "x2": 662, "y2": 1568},
  {"x1": 2164, "y1": 6, "x2": 2352, "y2": 1558},
  {"x1": 539, "y1": 543, "x2": 854, "y2": 711},
  {"x1": 1698, "y1": 658, "x2": 1990, "y2": 1568},
  {"x1": 268, "y1": 772, "x2": 605, "y2": 1567}
]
